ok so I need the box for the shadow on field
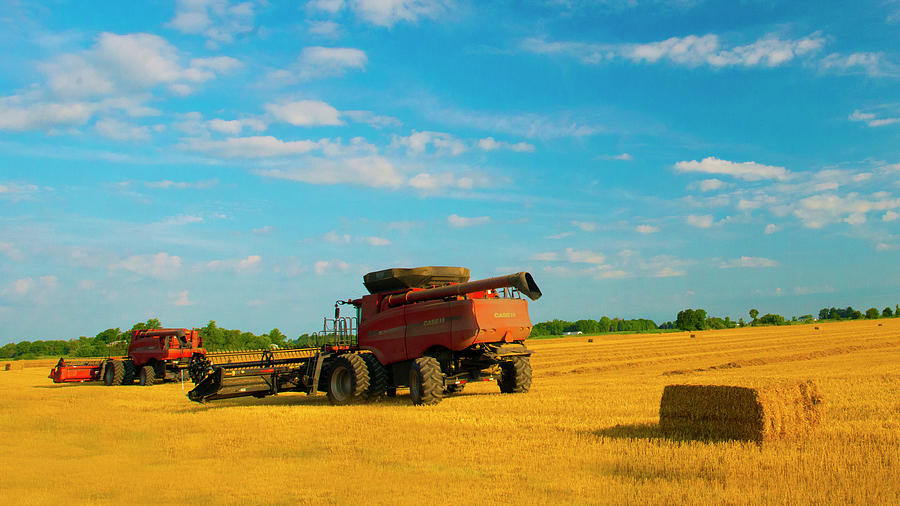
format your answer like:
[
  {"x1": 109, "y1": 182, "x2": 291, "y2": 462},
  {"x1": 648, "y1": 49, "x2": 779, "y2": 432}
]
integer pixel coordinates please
[
  {"x1": 594, "y1": 422, "x2": 665, "y2": 440},
  {"x1": 594, "y1": 423, "x2": 753, "y2": 444},
  {"x1": 34, "y1": 383, "x2": 108, "y2": 389}
]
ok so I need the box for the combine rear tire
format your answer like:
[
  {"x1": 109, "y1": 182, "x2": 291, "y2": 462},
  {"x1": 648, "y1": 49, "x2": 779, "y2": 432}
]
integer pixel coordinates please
[
  {"x1": 103, "y1": 360, "x2": 124, "y2": 386},
  {"x1": 409, "y1": 356, "x2": 443, "y2": 405},
  {"x1": 498, "y1": 356, "x2": 532, "y2": 394},
  {"x1": 123, "y1": 361, "x2": 136, "y2": 385},
  {"x1": 139, "y1": 365, "x2": 156, "y2": 386},
  {"x1": 326, "y1": 354, "x2": 370, "y2": 405},
  {"x1": 361, "y1": 353, "x2": 388, "y2": 400}
]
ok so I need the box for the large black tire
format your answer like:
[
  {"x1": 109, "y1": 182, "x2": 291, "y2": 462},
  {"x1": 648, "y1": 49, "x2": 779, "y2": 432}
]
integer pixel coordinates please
[
  {"x1": 360, "y1": 353, "x2": 388, "y2": 400},
  {"x1": 409, "y1": 356, "x2": 443, "y2": 405},
  {"x1": 498, "y1": 356, "x2": 532, "y2": 394},
  {"x1": 326, "y1": 354, "x2": 370, "y2": 405},
  {"x1": 123, "y1": 361, "x2": 136, "y2": 385},
  {"x1": 139, "y1": 365, "x2": 156, "y2": 386},
  {"x1": 103, "y1": 360, "x2": 124, "y2": 386}
]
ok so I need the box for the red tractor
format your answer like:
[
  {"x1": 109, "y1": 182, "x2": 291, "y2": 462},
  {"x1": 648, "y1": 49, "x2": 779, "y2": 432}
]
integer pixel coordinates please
[
  {"x1": 49, "y1": 328, "x2": 207, "y2": 386},
  {"x1": 188, "y1": 266, "x2": 542, "y2": 405}
]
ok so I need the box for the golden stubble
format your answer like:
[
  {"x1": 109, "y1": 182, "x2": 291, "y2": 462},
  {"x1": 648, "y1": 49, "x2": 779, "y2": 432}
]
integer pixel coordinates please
[{"x1": 1, "y1": 318, "x2": 898, "y2": 505}]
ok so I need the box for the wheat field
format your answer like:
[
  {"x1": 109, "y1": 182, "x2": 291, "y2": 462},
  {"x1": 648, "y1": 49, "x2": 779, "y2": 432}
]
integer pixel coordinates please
[{"x1": 1, "y1": 319, "x2": 898, "y2": 505}]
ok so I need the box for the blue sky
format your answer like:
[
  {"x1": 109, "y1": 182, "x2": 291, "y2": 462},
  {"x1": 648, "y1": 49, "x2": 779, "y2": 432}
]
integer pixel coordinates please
[{"x1": 1, "y1": 0, "x2": 899, "y2": 342}]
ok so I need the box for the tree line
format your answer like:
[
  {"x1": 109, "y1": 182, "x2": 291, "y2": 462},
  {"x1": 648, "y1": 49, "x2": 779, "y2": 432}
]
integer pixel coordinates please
[
  {"x1": 530, "y1": 317, "x2": 659, "y2": 337},
  {"x1": 0, "y1": 319, "x2": 299, "y2": 361}
]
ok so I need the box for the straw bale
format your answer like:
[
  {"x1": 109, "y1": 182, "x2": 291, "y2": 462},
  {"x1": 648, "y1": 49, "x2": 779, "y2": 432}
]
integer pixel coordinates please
[
  {"x1": 4, "y1": 361, "x2": 25, "y2": 371},
  {"x1": 659, "y1": 381, "x2": 822, "y2": 442}
]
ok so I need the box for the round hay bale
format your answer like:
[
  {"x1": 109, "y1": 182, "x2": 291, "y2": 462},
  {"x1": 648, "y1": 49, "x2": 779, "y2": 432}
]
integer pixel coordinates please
[{"x1": 587, "y1": 338, "x2": 593, "y2": 343}]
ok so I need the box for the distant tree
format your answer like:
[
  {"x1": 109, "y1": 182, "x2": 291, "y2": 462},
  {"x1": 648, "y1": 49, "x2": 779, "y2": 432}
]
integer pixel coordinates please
[
  {"x1": 749, "y1": 309, "x2": 759, "y2": 322},
  {"x1": 131, "y1": 318, "x2": 162, "y2": 331},
  {"x1": 676, "y1": 309, "x2": 708, "y2": 331},
  {"x1": 896, "y1": 304, "x2": 899, "y2": 317},
  {"x1": 706, "y1": 317, "x2": 727, "y2": 329},
  {"x1": 818, "y1": 308, "x2": 829, "y2": 320},
  {"x1": 738, "y1": 317, "x2": 745, "y2": 327},
  {"x1": 865, "y1": 308, "x2": 880, "y2": 319},
  {"x1": 268, "y1": 328, "x2": 287, "y2": 347},
  {"x1": 758, "y1": 313, "x2": 786, "y2": 325},
  {"x1": 883, "y1": 307, "x2": 893, "y2": 318}
]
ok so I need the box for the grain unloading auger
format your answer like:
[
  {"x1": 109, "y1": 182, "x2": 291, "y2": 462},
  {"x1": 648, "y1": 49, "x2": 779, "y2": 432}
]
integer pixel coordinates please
[{"x1": 188, "y1": 267, "x2": 542, "y2": 405}]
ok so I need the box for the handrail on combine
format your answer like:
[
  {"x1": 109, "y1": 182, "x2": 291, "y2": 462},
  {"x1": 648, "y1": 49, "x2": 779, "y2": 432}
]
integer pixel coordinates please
[{"x1": 312, "y1": 316, "x2": 357, "y2": 347}]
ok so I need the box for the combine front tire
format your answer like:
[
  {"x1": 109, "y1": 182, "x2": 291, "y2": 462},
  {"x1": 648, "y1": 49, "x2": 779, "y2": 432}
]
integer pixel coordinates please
[
  {"x1": 409, "y1": 356, "x2": 443, "y2": 405},
  {"x1": 103, "y1": 360, "x2": 124, "y2": 386},
  {"x1": 361, "y1": 353, "x2": 388, "y2": 400},
  {"x1": 326, "y1": 354, "x2": 370, "y2": 405},
  {"x1": 139, "y1": 365, "x2": 156, "y2": 386},
  {"x1": 498, "y1": 356, "x2": 532, "y2": 394}
]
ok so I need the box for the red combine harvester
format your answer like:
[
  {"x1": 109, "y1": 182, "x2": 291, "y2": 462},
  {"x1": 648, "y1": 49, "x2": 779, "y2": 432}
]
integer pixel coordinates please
[
  {"x1": 188, "y1": 266, "x2": 542, "y2": 405},
  {"x1": 49, "y1": 328, "x2": 207, "y2": 386}
]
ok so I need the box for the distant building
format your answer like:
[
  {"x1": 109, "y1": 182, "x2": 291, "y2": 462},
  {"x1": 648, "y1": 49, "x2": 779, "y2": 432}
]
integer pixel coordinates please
[{"x1": 562, "y1": 331, "x2": 583, "y2": 336}]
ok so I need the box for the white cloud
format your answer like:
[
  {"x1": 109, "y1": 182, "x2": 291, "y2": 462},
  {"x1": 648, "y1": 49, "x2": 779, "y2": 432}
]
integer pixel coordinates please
[
  {"x1": 407, "y1": 172, "x2": 475, "y2": 193},
  {"x1": 314, "y1": 259, "x2": 351, "y2": 275},
  {"x1": 94, "y1": 118, "x2": 152, "y2": 141},
  {"x1": 266, "y1": 100, "x2": 343, "y2": 126},
  {"x1": 167, "y1": 0, "x2": 256, "y2": 48},
  {"x1": 207, "y1": 117, "x2": 267, "y2": 135},
  {"x1": 546, "y1": 231, "x2": 574, "y2": 240},
  {"x1": 820, "y1": 52, "x2": 899, "y2": 78},
  {"x1": 675, "y1": 157, "x2": 790, "y2": 181},
  {"x1": 173, "y1": 290, "x2": 195, "y2": 306},
  {"x1": 206, "y1": 255, "x2": 262, "y2": 271},
  {"x1": 477, "y1": 137, "x2": 535, "y2": 152},
  {"x1": 565, "y1": 248, "x2": 605, "y2": 264},
  {"x1": 849, "y1": 109, "x2": 900, "y2": 127},
  {"x1": 530, "y1": 252, "x2": 559, "y2": 261},
  {"x1": 298, "y1": 46, "x2": 367, "y2": 79},
  {"x1": 765, "y1": 223, "x2": 778, "y2": 234},
  {"x1": 884, "y1": 211, "x2": 900, "y2": 222},
  {"x1": 350, "y1": 0, "x2": 449, "y2": 27},
  {"x1": 323, "y1": 231, "x2": 352, "y2": 244},
  {"x1": 655, "y1": 267, "x2": 685, "y2": 277},
  {"x1": 366, "y1": 236, "x2": 391, "y2": 246},
  {"x1": 686, "y1": 214, "x2": 714, "y2": 228},
  {"x1": 185, "y1": 136, "x2": 321, "y2": 157},
  {"x1": 447, "y1": 214, "x2": 490, "y2": 227},
  {"x1": 719, "y1": 256, "x2": 779, "y2": 269},
  {"x1": 256, "y1": 155, "x2": 405, "y2": 188},
  {"x1": 571, "y1": 220, "x2": 597, "y2": 232},
  {"x1": 144, "y1": 179, "x2": 218, "y2": 189},
  {"x1": 0, "y1": 242, "x2": 25, "y2": 261},
  {"x1": 523, "y1": 32, "x2": 825, "y2": 69},
  {"x1": 393, "y1": 131, "x2": 467, "y2": 156},
  {"x1": 308, "y1": 0, "x2": 345, "y2": 14},
  {"x1": 159, "y1": 214, "x2": 204, "y2": 226},
  {"x1": 793, "y1": 193, "x2": 900, "y2": 228},
  {"x1": 343, "y1": 110, "x2": 402, "y2": 128},
  {"x1": 635, "y1": 224, "x2": 659, "y2": 234},
  {"x1": 0, "y1": 99, "x2": 94, "y2": 131},
  {"x1": 114, "y1": 252, "x2": 182, "y2": 278},
  {"x1": 698, "y1": 178, "x2": 726, "y2": 191}
]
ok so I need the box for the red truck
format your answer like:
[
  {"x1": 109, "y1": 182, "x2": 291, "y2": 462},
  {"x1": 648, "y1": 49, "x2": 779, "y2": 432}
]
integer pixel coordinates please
[
  {"x1": 49, "y1": 328, "x2": 206, "y2": 386},
  {"x1": 188, "y1": 266, "x2": 541, "y2": 405}
]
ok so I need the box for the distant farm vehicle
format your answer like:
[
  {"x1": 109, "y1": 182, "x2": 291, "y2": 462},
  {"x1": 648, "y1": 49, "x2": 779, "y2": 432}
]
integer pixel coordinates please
[
  {"x1": 188, "y1": 266, "x2": 542, "y2": 405},
  {"x1": 49, "y1": 328, "x2": 207, "y2": 386}
]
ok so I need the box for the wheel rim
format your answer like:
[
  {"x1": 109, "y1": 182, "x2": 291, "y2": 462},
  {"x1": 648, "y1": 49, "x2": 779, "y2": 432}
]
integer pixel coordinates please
[
  {"x1": 104, "y1": 367, "x2": 113, "y2": 384},
  {"x1": 330, "y1": 366, "x2": 351, "y2": 401},
  {"x1": 140, "y1": 369, "x2": 146, "y2": 385}
]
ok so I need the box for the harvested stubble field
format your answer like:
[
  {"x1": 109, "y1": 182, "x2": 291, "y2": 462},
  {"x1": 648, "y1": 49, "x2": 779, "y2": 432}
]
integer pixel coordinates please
[{"x1": 1, "y1": 319, "x2": 898, "y2": 505}]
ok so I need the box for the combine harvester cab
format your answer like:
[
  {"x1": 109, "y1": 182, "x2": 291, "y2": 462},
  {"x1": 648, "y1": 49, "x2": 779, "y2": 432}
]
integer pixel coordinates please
[
  {"x1": 188, "y1": 266, "x2": 542, "y2": 406},
  {"x1": 49, "y1": 328, "x2": 208, "y2": 386}
]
